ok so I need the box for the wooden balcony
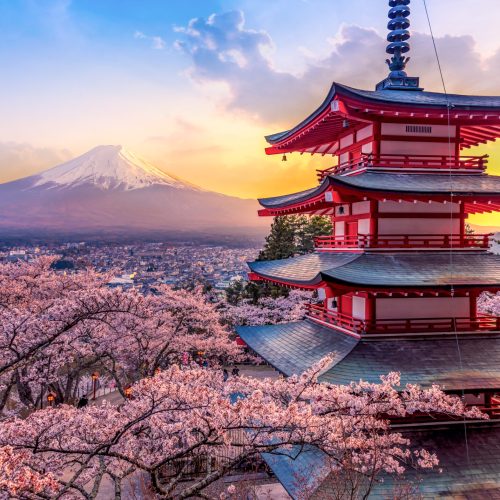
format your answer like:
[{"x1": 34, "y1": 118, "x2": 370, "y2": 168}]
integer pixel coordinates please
[
  {"x1": 317, "y1": 153, "x2": 488, "y2": 180},
  {"x1": 314, "y1": 234, "x2": 492, "y2": 251},
  {"x1": 305, "y1": 303, "x2": 500, "y2": 335}
]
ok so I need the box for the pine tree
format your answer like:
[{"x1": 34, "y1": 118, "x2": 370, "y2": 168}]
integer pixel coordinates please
[{"x1": 257, "y1": 216, "x2": 296, "y2": 261}]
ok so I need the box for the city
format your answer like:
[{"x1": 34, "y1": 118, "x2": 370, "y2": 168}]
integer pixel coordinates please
[{"x1": 0, "y1": 242, "x2": 259, "y2": 292}]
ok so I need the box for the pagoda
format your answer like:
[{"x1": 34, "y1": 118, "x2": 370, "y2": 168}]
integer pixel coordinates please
[{"x1": 237, "y1": 1, "x2": 500, "y2": 497}]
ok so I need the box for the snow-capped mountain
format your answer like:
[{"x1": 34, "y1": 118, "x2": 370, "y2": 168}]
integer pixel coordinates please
[
  {"x1": 33, "y1": 145, "x2": 197, "y2": 191},
  {"x1": 0, "y1": 145, "x2": 267, "y2": 240}
]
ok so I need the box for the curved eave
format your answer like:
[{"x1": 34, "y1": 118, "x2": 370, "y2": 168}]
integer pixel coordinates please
[
  {"x1": 265, "y1": 83, "x2": 338, "y2": 145},
  {"x1": 248, "y1": 252, "x2": 500, "y2": 291},
  {"x1": 257, "y1": 178, "x2": 335, "y2": 216},
  {"x1": 257, "y1": 173, "x2": 500, "y2": 216},
  {"x1": 265, "y1": 82, "x2": 500, "y2": 153}
]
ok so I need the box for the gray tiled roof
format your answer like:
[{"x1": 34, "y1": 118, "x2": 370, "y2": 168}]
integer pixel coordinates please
[
  {"x1": 339, "y1": 83, "x2": 500, "y2": 108},
  {"x1": 263, "y1": 424, "x2": 500, "y2": 499},
  {"x1": 320, "y1": 335, "x2": 500, "y2": 390},
  {"x1": 248, "y1": 252, "x2": 500, "y2": 288},
  {"x1": 236, "y1": 320, "x2": 358, "y2": 376},
  {"x1": 258, "y1": 173, "x2": 500, "y2": 209},
  {"x1": 239, "y1": 320, "x2": 500, "y2": 391},
  {"x1": 248, "y1": 252, "x2": 359, "y2": 285},
  {"x1": 332, "y1": 172, "x2": 500, "y2": 195},
  {"x1": 322, "y1": 252, "x2": 500, "y2": 287},
  {"x1": 266, "y1": 82, "x2": 500, "y2": 145},
  {"x1": 258, "y1": 181, "x2": 328, "y2": 208}
]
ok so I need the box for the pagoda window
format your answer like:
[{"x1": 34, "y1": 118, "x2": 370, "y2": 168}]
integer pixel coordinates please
[
  {"x1": 335, "y1": 204, "x2": 350, "y2": 217},
  {"x1": 326, "y1": 297, "x2": 338, "y2": 311}
]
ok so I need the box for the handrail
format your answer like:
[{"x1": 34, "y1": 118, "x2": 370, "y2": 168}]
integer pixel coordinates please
[
  {"x1": 317, "y1": 153, "x2": 488, "y2": 179},
  {"x1": 314, "y1": 233, "x2": 492, "y2": 250},
  {"x1": 305, "y1": 303, "x2": 500, "y2": 334}
]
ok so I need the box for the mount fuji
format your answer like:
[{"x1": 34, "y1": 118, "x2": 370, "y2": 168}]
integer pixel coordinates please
[{"x1": 0, "y1": 145, "x2": 267, "y2": 241}]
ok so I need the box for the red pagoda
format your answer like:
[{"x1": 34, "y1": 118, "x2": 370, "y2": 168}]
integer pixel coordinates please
[{"x1": 237, "y1": 0, "x2": 500, "y2": 497}]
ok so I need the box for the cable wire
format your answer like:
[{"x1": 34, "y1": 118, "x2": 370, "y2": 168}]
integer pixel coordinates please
[{"x1": 421, "y1": 0, "x2": 470, "y2": 463}]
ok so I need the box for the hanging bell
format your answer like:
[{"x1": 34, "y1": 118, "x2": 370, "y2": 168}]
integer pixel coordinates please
[{"x1": 282, "y1": 154, "x2": 287, "y2": 162}]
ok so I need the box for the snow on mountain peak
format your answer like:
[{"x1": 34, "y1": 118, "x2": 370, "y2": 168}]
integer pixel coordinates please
[{"x1": 33, "y1": 145, "x2": 198, "y2": 191}]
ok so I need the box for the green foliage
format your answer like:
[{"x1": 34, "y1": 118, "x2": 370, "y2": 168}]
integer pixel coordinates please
[
  {"x1": 234, "y1": 215, "x2": 333, "y2": 301},
  {"x1": 258, "y1": 215, "x2": 333, "y2": 260},
  {"x1": 225, "y1": 279, "x2": 289, "y2": 305},
  {"x1": 465, "y1": 223, "x2": 475, "y2": 235}
]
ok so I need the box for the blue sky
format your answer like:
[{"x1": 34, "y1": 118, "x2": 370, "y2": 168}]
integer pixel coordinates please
[{"x1": 1, "y1": 0, "x2": 500, "y2": 225}]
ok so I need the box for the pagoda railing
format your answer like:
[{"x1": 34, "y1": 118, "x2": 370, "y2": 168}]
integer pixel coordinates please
[
  {"x1": 314, "y1": 234, "x2": 492, "y2": 250},
  {"x1": 305, "y1": 303, "x2": 500, "y2": 335},
  {"x1": 317, "y1": 153, "x2": 488, "y2": 180}
]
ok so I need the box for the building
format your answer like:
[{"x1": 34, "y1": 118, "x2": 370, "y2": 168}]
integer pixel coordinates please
[{"x1": 237, "y1": 1, "x2": 500, "y2": 497}]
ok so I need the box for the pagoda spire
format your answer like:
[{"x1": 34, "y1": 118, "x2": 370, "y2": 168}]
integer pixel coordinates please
[{"x1": 376, "y1": 0, "x2": 422, "y2": 91}]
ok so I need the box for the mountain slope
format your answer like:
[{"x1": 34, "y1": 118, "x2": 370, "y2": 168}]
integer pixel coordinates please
[{"x1": 0, "y1": 145, "x2": 267, "y2": 240}]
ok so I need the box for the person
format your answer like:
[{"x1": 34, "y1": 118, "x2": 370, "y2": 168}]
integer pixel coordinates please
[
  {"x1": 223, "y1": 368, "x2": 229, "y2": 382},
  {"x1": 77, "y1": 395, "x2": 88, "y2": 408},
  {"x1": 231, "y1": 366, "x2": 240, "y2": 377}
]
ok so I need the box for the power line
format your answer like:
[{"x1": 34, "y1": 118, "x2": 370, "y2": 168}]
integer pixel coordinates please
[{"x1": 421, "y1": 0, "x2": 470, "y2": 464}]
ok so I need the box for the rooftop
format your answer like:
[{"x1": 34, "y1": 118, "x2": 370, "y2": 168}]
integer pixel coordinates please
[
  {"x1": 258, "y1": 172, "x2": 500, "y2": 216},
  {"x1": 237, "y1": 320, "x2": 500, "y2": 391},
  {"x1": 262, "y1": 423, "x2": 500, "y2": 499},
  {"x1": 265, "y1": 83, "x2": 500, "y2": 155},
  {"x1": 248, "y1": 251, "x2": 500, "y2": 289}
]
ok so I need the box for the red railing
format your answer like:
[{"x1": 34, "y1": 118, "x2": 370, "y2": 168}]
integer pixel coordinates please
[
  {"x1": 317, "y1": 153, "x2": 488, "y2": 180},
  {"x1": 305, "y1": 303, "x2": 366, "y2": 332},
  {"x1": 314, "y1": 234, "x2": 492, "y2": 250},
  {"x1": 305, "y1": 303, "x2": 500, "y2": 335}
]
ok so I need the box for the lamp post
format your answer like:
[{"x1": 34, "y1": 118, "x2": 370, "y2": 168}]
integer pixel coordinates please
[
  {"x1": 47, "y1": 393, "x2": 56, "y2": 407},
  {"x1": 124, "y1": 386, "x2": 132, "y2": 399},
  {"x1": 91, "y1": 372, "x2": 99, "y2": 400}
]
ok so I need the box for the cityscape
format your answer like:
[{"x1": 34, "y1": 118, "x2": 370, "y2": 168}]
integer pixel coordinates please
[{"x1": 0, "y1": 242, "x2": 259, "y2": 292}]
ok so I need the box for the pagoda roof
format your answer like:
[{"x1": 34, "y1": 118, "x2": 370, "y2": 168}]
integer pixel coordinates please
[
  {"x1": 265, "y1": 82, "x2": 500, "y2": 154},
  {"x1": 237, "y1": 320, "x2": 500, "y2": 391},
  {"x1": 236, "y1": 320, "x2": 358, "y2": 376},
  {"x1": 262, "y1": 423, "x2": 500, "y2": 499},
  {"x1": 248, "y1": 252, "x2": 500, "y2": 290},
  {"x1": 258, "y1": 172, "x2": 500, "y2": 215}
]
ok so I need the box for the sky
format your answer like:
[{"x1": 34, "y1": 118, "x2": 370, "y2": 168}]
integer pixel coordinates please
[{"x1": 1, "y1": 0, "x2": 500, "y2": 227}]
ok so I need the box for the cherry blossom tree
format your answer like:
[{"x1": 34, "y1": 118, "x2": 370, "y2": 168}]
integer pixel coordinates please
[
  {"x1": 0, "y1": 259, "x2": 238, "y2": 412},
  {"x1": 0, "y1": 359, "x2": 482, "y2": 499},
  {"x1": 478, "y1": 291, "x2": 500, "y2": 316},
  {"x1": 222, "y1": 289, "x2": 312, "y2": 327}
]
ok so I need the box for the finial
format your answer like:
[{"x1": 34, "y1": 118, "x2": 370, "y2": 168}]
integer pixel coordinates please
[
  {"x1": 376, "y1": 0, "x2": 422, "y2": 91},
  {"x1": 386, "y1": 0, "x2": 411, "y2": 76}
]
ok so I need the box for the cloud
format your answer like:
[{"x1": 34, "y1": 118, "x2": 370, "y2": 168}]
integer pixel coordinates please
[
  {"x1": 134, "y1": 31, "x2": 166, "y2": 50},
  {"x1": 175, "y1": 10, "x2": 500, "y2": 126},
  {"x1": 0, "y1": 142, "x2": 72, "y2": 184}
]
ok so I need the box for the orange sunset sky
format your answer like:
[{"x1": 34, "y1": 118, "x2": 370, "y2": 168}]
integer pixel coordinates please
[{"x1": 1, "y1": 0, "x2": 500, "y2": 228}]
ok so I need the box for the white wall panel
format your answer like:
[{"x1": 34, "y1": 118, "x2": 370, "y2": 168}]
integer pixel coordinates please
[
  {"x1": 376, "y1": 297, "x2": 469, "y2": 319},
  {"x1": 352, "y1": 296, "x2": 366, "y2": 320}
]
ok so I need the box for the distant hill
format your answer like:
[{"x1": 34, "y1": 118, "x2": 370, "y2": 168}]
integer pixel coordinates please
[{"x1": 0, "y1": 145, "x2": 268, "y2": 242}]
